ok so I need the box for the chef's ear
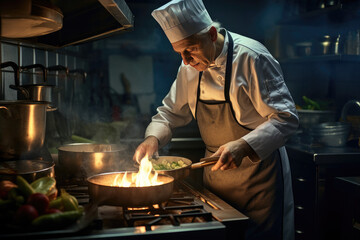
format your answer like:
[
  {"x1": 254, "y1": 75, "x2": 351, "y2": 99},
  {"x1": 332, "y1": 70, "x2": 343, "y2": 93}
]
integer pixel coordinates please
[{"x1": 209, "y1": 26, "x2": 217, "y2": 42}]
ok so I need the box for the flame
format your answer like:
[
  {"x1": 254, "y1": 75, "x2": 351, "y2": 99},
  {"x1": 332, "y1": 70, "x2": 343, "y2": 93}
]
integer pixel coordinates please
[{"x1": 112, "y1": 155, "x2": 163, "y2": 187}]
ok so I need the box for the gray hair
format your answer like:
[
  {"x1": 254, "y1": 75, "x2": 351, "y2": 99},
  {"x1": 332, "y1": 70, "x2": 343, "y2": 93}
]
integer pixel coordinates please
[{"x1": 196, "y1": 21, "x2": 221, "y2": 35}]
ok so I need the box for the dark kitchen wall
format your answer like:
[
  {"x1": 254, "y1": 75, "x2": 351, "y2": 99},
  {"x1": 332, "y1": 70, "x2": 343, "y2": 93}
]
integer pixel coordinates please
[
  {"x1": 264, "y1": 0, "x2": 360, "y2": 117},
  {"x1": 1, "y1": 0, "x2": 359, "y2": 146},
  {"x1": 0, "y1": 41, "x2": 108, "y2": 149},
  {"x1": 98, "y1": 0, "x2": 285, "y2": 117},
  {"x1": 0, "y1": 43, "x2": 89, "y2": 100},
  {"x1": 107, "y1": 0, "x2": 359, "y2": 120}
]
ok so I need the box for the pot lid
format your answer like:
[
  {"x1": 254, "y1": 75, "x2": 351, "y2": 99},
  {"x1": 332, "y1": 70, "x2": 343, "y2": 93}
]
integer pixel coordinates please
[
  {"x1": 0, "y1": 0, "x2": 63, "y2": 38},
  {"x1": 0, "y1": 100, "x2": 50, "y2": 105},
  {"x1": 0, "y1": 159, "x2": 54, "y2": 175}
]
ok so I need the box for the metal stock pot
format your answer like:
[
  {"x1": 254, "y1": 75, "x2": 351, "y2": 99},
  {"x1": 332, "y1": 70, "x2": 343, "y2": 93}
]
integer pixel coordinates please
[
  {"x1": 0, "y1": 100, "x2": 49, "y2": 159},
  {"x1": 57, "y1": 143, "x2": 128, "y2": 178}
]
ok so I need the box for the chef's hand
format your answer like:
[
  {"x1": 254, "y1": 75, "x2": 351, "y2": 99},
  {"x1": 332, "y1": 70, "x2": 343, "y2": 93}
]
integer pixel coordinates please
[
  {"x1": 133, "y1": 136, "x2": 159, "y2": 163},
  {"x1": 211, "y1": 138, "x2": 259, "y2": 171}
]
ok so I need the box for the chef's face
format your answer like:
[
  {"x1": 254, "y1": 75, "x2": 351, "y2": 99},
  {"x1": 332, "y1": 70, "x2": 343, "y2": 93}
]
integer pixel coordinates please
[{"x1": 172, "y1": 28, "x2": 216, "y2": 71}]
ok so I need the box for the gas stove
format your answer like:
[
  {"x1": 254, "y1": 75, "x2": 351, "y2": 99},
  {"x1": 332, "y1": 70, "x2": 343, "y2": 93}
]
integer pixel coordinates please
[
  {"x1": 1, "y1": 152, "x2": 248, "y2": 240},
  {"x1": 57, "y1": 180, "x2": 248, "y2": 240},
  {"x1": 0, "y1": 178, "x2": 247, "y2": 240}
]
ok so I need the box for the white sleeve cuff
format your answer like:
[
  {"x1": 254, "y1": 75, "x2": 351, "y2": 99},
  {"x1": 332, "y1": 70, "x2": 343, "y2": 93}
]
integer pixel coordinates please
[
  {"x1": 145, "y1": 122, "x2": 172, "y2": 148},
  {"x1": 242, "y1": 123, "x2": 284, "y2": 160}
]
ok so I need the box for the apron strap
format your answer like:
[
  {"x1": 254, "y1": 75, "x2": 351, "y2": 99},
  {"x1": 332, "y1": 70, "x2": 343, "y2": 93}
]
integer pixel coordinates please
[
  {"x1": 195, "y1": 71, "x2": 203, "y2": 120},
  {"x1": 224, "y1": 33, "x2": 233, "y2": 102}
]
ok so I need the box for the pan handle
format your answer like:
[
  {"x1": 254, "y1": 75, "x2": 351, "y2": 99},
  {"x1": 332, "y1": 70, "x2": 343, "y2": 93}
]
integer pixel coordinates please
[
  {"x1": 191, "y1": 156, "x2": 219, "y2": 169},
  {"x1": 199, "y1": 156, "x2": 220, "y2": 162}
]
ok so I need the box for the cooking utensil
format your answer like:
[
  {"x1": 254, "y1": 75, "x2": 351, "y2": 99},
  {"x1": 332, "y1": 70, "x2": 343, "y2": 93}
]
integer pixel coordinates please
[
  {"x1": 152, "y1": 156, "x2": 219, "y2": 180},
  {"x1": 297, "y1": 109, "x2": 336, "y2": 131},
  {"x1": 10, "y1": 64, "x2": 57, "y2": 109},
  {"x1": 295, "y1": 42, "x2": 312, "y2": 57},
  {"x1": 0, "y1": 62, "x2": 29, "y2": 99},
  {"x1": 0, "y1": 100, "x2": 50, "y2": 159},
  {"x1": 87, "y1": 172, "x2": 174, "y2": 207},
  {"x1": 0, "y1": 159, "x2": 55, "y2": 182},
  {"x1": 309, "y1": 122, "x2": 351, "y2": 147},
  {"x1": 57, "y1": 143, "x2": 127, "y2": 178}
]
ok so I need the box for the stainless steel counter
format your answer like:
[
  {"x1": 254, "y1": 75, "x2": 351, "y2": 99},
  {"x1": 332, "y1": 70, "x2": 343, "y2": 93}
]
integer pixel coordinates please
[
  {"x1": 286, "y1": 142, "x2": 360, "y2": 165},
  {"x1": 286, "y1": 141, "x2": 360, "y2": 240}
]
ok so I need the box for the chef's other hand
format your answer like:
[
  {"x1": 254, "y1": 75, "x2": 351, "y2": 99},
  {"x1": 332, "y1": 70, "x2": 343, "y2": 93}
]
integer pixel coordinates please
[
  {"x1": 211, "y1": 138, "x2": 259, "y2": 171},
  {"x1": 133, "y1": 136, "x2": 159, "y2": 163}
]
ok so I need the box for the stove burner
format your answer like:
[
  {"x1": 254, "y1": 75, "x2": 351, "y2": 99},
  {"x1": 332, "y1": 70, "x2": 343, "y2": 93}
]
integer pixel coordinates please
[{"x1": 123, "y1": 200, "x2": 214, "y2": 229}]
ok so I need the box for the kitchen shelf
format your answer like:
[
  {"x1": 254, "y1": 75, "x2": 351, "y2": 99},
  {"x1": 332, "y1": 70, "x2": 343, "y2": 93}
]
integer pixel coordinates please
[
  {"x1": 279, "y1": 54, "x2": 360, "y2": 64},
  {"x1": 279, "y1": 2, "x2": 360, "y2": 26}
]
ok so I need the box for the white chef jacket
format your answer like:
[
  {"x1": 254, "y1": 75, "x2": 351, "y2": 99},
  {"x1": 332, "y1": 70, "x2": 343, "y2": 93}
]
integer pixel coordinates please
[{"x1": 145, "y1": 29, "x2": 299, "y2": 160}]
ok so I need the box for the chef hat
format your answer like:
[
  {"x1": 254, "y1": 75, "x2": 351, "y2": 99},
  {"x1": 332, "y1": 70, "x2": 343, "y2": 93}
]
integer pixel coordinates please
[{"x1": 151, "y1": 0, "x2": 213, "y2": 43}]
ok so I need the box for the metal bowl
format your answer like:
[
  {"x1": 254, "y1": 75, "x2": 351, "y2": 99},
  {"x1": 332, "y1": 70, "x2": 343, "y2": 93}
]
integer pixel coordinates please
[
  {"x1": 297, "y1": 109, "x2": 336, "y2": 131},
  {"x1": 309, "y1": 122, "x2": 351, "y2": 147}
]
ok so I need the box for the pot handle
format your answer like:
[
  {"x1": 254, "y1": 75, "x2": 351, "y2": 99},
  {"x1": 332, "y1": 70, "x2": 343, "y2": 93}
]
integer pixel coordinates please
[
  {"x1": 46, "y1": 106, "x2": 58, "y2": 112},
  {"x1": 0, "y1": 106, "x2": 12, "y2": 119},
  {"x1": 9, "y1": 85, "x2": 30, "y2": 100},
  {"x1": 0, "y1": 61, "x2": 20, "y2": 86}
]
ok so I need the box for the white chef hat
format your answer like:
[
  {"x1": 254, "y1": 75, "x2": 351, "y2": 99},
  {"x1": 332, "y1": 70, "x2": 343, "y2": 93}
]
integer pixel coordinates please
[{"x1": 151, "y1": 0, "x2": 213, "y2": 43}]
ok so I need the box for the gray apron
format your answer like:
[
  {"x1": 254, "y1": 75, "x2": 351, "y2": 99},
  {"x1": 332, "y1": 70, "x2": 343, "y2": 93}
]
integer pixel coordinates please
[{"x1": 195, "y1": 32, "x2": 294, "y2": 240}]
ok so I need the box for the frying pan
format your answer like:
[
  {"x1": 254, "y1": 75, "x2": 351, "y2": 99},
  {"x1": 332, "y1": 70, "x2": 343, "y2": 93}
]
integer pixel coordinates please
[
  {"x1": 87, "y1": 172, "x2": 174, "y2": 207},
  {"x1": 151, "y1": 156, "x2": 219, "y2": 180}
]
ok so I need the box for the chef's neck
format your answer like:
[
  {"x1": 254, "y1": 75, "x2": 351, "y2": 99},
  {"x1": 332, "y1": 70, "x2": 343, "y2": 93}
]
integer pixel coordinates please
[{"x1": 214, "y1": 32, "x2": 225, "y2": 60}]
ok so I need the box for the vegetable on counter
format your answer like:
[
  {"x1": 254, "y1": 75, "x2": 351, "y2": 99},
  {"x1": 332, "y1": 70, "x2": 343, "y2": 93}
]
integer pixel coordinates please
[
  {"x1": 27, "y1": 193, "x2": 49, "y2": 214},
  {"x1": 297, "y1": 96, "x2": 332, "y2": 111},
  {"x1": 30, "y1": 176, "x2": 57, "y2": 201},
  {"x1": 302, "y1": 96, "x2": 321, "y2": 110},
  {"x1": 0, "y1": 176, "x2": 83, "y2": 229},
  {"x1": 16, "y1": 175, "x2": 36, "y2": 198},
  {"x1": 32, "y1": 209, "x2": 83, "y2": 229},
  {"x1": 14, "y1": 204, "x2": 39, "y2": 225},
  {"x1": 0, "y1": 180, "x2": 17, "y2": 199},
  {"x1": 49, "y1": 189, "x2": 79, "y2": 212},
  {"x1": 71, "y1": 135, "x2": 95, "y2": 143},
  {"x1": 31, "y1": 177, "x2": 56, "y2": 195}
]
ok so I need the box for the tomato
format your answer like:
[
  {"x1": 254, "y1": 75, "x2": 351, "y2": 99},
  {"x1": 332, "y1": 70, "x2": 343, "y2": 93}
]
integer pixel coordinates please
[
  {"x1": 27, "y1": 193, "x2": 49, "y2": 214},
  {"x1": 14, "y1": 204, "x2": 38, "y2": 225},
  {"x1": 45, "y1": 208, "x2": 62, "y2": 214},
  {"x1": 0, "y1": 180, "x2": 17, "y2": 199}
]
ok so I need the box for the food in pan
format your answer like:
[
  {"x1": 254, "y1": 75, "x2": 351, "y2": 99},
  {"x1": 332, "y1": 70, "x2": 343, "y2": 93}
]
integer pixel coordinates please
[{"x1": 151, "y1": 159, "x2": 187, "y2": 170}]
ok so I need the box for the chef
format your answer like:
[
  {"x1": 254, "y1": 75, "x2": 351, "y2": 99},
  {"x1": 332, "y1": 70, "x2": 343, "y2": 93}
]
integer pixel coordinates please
[{"x1": 133, "y1": 0, "x2": 299, "y2": 239}]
